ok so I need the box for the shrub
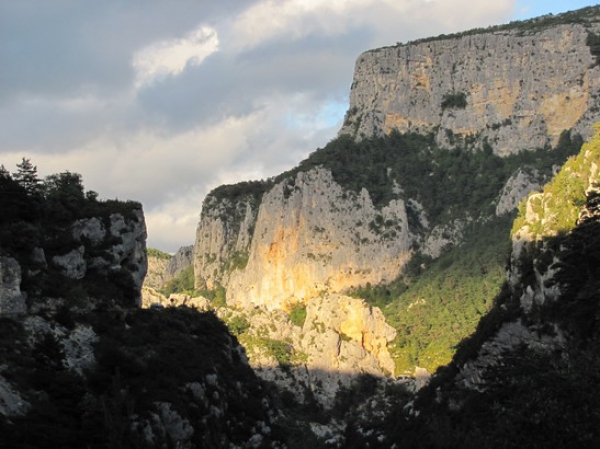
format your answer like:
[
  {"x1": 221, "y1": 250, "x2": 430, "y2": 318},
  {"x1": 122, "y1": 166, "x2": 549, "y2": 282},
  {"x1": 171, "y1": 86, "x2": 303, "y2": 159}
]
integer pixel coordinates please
[
  {"x1": 441, "y1": 91, "x2": 467, "y2": 109},
  {"x1": 147, "y1": 248, "x2": 171, "y2": 260},
  {"x1": 228, "y1": 315, "x2": 250, "y2": 336},
  {"x1": 289, "y1": 304, "x2": 307, "y2": 327}
]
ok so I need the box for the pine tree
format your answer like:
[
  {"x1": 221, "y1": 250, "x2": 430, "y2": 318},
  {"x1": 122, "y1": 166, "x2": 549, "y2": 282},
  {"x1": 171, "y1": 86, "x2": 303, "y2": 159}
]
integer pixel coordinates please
[
  {"x1": 0, "y1": 164, "x2": 11, "y2": 179},
  {"x1": 12, "y1": 157, "x2": 41, "y2": 196}
]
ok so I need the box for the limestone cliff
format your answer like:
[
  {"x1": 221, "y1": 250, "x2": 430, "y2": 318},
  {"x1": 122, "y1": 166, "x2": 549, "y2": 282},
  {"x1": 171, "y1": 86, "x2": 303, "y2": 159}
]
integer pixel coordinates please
[
  {"x1": 448, "y1": 136, "x2": 600, "y2": 389},
  {"x1": 336, "y1": 110, "x2": 600, "y2": 449},
  {"x1": 219, "y1": 293, "x2": 397, "y2": 408},
  {"x1": 194, "y1": 184, "x2": 262, "y2": 291},
  {"x1": 143, "y1": 246, "x2": 194, "y2": 306},
  {"x1": 0, "y1": 208, "x2": 147, "y2": 312},
  {"x1": 195, "y1": 9, "x2": 600, "y2": 314},
  {"x1": 167, "y1": 245, "x2": 194, "y2": 278},
  {"x1": 224, "y1": 168, "x2": 413, "y2": 310},
  {"x1": 192, "y1": 10, "x2": 600, "y2": 396},
  {"x1": 340, "y1": 7, "x2": 600, "y2": 155}
]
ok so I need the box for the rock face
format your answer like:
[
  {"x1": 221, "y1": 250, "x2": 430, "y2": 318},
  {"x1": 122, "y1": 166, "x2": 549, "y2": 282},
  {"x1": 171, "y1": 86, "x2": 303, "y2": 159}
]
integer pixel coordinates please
[
  {"x1": 195, "y1": 12, "x2": 600, "y2": 314},
  {"x1": 145, "y1": 256, "x2": 170, "y2": 290},
  {"x1": 495, "y1": 168, "x2": 544, "y2": 216},
  {"x1": 339, "y1": 12, "x2": 600, "y2": 155},
  {"x1": 1, "y1": 207, "x2": 147, "y2": 313},
  {"x1": 167, "y1": 245, "x2": 194, "y2": 278},
  {"x1": 0, "y1": 256, "x2": 26, "y2": 314},
  {"x1": 457, "y1": 127, "x2": 600, "y2": 390},
  {"x1": 51, "y1": 210, "x2": 148, "y2": 306},
  {"x1": 196, "y1": 168, "x2": 413, "y2": 310},
  {"x1": 194, "y1": 191, "x2": 260, "y2": 291},
  {"x1": 145, "y1": 245, "x2": 195, "y2": 288},
  {"x1": 220, "y1": 293, "x2": 397, "y2": 408},
  {"x1": 143, "y1": 245, "x2": 194, "y2": 308}
]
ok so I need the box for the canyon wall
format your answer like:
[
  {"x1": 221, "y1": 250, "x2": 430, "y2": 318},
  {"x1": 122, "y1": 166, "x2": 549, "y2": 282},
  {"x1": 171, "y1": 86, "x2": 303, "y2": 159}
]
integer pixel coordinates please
[{"x1": 340, "y1": 13, "x2": 600, "y2": 155}]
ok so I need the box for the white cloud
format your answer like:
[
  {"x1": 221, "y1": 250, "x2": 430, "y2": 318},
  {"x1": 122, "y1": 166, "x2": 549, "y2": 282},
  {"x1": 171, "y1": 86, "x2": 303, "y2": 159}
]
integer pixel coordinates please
[
  {"x1": 8, "y1": 0, "x2": 565, "y2": 253},
  {"x1": 230, "y1": 0, "x2": 371, "y2": 49},
  {"x1": 133, "y1": 25, "x2": 219, "y2": 88}
]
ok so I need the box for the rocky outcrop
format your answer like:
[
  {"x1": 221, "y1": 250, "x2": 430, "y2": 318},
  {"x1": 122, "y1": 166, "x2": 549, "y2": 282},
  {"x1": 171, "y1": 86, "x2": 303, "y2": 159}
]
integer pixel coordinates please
[
  {"x1": 495, "y1": 168, "x2": 544, "y2": 216},
  {"x1": 454, "y1": 127, "x2": 600, "y2": 391},
  {"x1": 167, "y1": 245, "x2": 193, "y2": 278},
  {"x1": 509, "y1": 133, "x2": 600, "y2": 310},
  {"x1": 196, "y1": 168, "x2": 413, "y2": 310},
  {"x1": 340, "y1": 11, "x2": 600, "y2": 155},
  {"x1": 0, "y1": 256, "x2": 26, "y2": 314},
  {"x1": 45, "y1": 210, "x2": 148, "y2": 306},
  {"x1": 194, "y1": 192, "x2": 260, "y2": 291},
  {"x1": 145, "y1": 256, "x2": 169, "y2": 290},
  {"x1": 0, "y1": 307, "x2": 286, "y2": 449},
  {"x1": 144, "y1": 246, "x2": 193, "y2": 292},
  {"x1": 220, "y1": 293, "x2": 397, "y2": 407},
  {"x1": 0, "y1": 206, "x2": 147, "y2": 313}
]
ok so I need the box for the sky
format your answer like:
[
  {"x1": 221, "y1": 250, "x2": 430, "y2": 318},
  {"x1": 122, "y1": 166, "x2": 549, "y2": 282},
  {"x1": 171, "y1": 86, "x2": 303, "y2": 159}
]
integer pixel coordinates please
[{"x1": 1, "y1": 0, "x2": 598, "y2": 252}]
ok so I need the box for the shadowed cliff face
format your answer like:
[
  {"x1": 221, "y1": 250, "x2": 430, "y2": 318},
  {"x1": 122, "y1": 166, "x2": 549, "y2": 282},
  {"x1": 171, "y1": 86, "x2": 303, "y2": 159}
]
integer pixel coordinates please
[
  {"x1": 0, "y1": 308, "x2": 291, "y2": 449},
  {"x1": 340, "y1": 11, "x2": 600, "y2": 155},
  {"x1": 341, "y1": 126, "x2": 600, "y2": 449}
]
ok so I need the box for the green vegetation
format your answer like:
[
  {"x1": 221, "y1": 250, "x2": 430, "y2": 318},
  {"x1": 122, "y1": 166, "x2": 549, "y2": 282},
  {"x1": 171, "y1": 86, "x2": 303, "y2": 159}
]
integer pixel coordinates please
[
  {"x1": 224, "y1": 250, "x2": 250, "y2": 272},
  {"x1": 396, "y1": 5, "x2": 600, "y2": 47},
  {"x1": 160, "y1": 265, "x2": 195, "y2": 297},
  {"x1": 289, "y1": 128, "x2": 580, "y2": 228},
  {"x1": 343, "y1": 128, "x2": 600, "y2": 447},
  {"x1": 289, "y1": 303, "x2": 308, "y2": 327},
  {"x1": 512, "y1": 129, "x2": 596, "y2": 238},
  {"x1": 160, "y1": 266, "x2": 228, "y2": 309},
  {"x1": 355, "y1": 195, "x2": 600, "y2": 448},
  {"x1": 147, "y1": 247, "x2": 171, "y2": 260},
  {"x1": 226, "y1": 314, "x2": 251, "y2": 336},
  {"x1": 364, "y1": 216, "x2": 513, "y2": 374},
  {"x1": 350, "y1": 125, "x2": 584, "y2": 374},
  {"x1": 441, "y1": 91, "x2": 467, "y2": 110},
  {"x1": 0, "y1": 158, "x2": 141, "y2": 303},
  {"x1": 349, "y1": 280, "x2": 408, "y2": 310},
  {"x1": 207, "y1": 180, "x2": 271, "y2": 206},
  {"x1": 204, "y1": 124, "x2": 580, "y2": 234},
  {"x1": 240, "y1": 334, "x2": 306, "y2": 369},
  {"x1": 210, "y1": 285, "x2": 227, "y2": 308}
]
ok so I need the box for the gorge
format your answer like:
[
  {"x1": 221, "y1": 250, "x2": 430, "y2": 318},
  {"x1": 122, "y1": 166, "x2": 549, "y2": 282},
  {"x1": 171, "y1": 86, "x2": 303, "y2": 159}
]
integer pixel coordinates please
[{"x1": 2, "y1": 5, "x2": 600, "y2": 448}]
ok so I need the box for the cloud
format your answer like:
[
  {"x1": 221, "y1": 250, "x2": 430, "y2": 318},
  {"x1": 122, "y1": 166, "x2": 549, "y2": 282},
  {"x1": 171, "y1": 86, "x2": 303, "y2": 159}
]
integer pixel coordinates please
[
  {"x1": 133, "y1": 25, "x2": 219, "y2": 89},
  {"x1": 5, "y1": 0, "x2": 564, "y2": 252}
]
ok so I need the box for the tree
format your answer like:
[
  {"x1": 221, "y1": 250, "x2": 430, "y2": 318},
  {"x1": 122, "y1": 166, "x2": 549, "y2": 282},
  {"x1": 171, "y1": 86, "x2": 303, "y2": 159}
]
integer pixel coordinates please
[
  {"x1": 44, "y1": 171, "x2": 85, "y2": 204},
  {"x1": 13, "y1": 157, "x2": 41, "y2": 196},
  {"x1": 0, "y1": 164, "x2": 11, "y2": 179}
]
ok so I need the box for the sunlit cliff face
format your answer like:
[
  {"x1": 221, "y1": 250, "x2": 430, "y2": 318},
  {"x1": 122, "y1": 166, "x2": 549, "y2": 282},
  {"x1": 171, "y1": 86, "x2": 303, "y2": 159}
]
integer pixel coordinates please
[
  {"x1": 342, "y1": 26, "x2": 598, "y2": 155},
  {"x1": 223, "y1": 168, "x2": 414, "y2": 311},
  {"x1": 509, "y1": 128, "x2": 600, "y2": 313},
  {"x1": 512, "y1": 130, "x2": 600, "y2": 244}
]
